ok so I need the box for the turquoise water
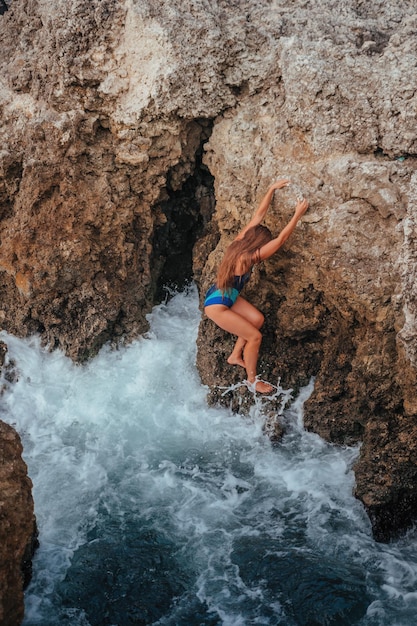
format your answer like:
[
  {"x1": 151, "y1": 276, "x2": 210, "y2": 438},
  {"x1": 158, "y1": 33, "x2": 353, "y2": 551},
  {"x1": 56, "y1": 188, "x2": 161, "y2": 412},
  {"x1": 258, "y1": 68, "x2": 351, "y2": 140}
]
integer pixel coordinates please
[{"x1": 1, "y1": 286, "x2": 417, "y2": 625}]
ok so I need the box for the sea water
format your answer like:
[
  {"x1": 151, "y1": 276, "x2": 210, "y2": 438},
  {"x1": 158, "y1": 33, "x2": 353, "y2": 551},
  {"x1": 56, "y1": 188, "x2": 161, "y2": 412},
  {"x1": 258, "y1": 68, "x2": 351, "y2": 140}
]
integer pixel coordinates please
[{"x1": 1, "y1": 285, "x2": 417, "y2": 626}]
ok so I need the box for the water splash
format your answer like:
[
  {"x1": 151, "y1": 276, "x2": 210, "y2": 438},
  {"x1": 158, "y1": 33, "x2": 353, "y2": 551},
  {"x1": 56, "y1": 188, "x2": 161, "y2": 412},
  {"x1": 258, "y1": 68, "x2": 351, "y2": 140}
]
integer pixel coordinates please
[{"x1": 1, "y1": 286, "x2": 417, "y2": 625}]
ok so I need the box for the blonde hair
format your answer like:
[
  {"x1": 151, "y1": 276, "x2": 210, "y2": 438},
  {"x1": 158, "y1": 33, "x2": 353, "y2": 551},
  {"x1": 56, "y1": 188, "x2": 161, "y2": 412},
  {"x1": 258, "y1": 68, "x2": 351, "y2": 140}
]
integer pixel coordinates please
[{"x1": 216, "y1": 225, "x2": 272, "y2": 291}]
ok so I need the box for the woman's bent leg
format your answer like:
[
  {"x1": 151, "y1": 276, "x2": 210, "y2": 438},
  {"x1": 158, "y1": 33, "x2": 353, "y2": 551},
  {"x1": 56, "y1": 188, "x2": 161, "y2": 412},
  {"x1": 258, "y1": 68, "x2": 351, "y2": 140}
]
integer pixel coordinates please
[
  {"x1": 204, "y1": 303, "x2": 273, "y2": 393},
  {"x1": 227, "y1": 337, "x2": 246, "y2": 367},
  {"x1": 231, "y1": 297, "x2": 265, "y2": 329},
  {"x1": 227, "y1": 297, "x2": 265, "y2": 369}
]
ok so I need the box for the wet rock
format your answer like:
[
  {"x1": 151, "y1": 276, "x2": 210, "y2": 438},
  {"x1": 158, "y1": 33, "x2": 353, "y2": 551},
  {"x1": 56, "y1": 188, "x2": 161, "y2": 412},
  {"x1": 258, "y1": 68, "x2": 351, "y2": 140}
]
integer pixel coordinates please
[{"x1": 0, "y1": 419, "x2": 38, "y2": 625}]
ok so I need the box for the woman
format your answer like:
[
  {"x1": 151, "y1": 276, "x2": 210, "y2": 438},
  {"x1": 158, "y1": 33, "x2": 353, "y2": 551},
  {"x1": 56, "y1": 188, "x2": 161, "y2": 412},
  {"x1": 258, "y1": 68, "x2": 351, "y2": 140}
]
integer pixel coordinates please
[{"x1": 204, "y1": 179, "x2": 309, "y2": 393}]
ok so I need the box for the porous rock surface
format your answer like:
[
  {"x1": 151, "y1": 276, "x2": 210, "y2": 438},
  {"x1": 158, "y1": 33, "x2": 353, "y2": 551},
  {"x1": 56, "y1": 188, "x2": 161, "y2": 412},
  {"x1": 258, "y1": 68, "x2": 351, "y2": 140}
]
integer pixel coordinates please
[
  {"x1": 0, "y1": 345, "x2": 38, "y2": 626},
  {"x1": 0, "y1": 10, "x2": 416, "y2": 616}
]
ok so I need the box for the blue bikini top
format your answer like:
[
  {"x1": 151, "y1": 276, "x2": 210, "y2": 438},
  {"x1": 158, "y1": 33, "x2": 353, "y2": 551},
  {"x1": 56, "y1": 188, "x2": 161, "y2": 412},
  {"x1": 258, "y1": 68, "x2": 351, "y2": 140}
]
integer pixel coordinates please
[{"x1": 232, "y1": 268, "x2": 252, "y2": 292}]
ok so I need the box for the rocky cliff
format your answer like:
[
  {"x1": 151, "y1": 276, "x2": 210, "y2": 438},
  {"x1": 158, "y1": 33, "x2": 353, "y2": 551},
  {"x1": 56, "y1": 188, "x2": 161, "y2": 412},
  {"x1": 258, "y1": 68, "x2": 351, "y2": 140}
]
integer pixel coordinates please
[
  {"x1": 0, "y1": 345, "x2": 38, "y2": 626},
  {"x1": 0, "y1": 5, "x2": 416, "y2": 607}
]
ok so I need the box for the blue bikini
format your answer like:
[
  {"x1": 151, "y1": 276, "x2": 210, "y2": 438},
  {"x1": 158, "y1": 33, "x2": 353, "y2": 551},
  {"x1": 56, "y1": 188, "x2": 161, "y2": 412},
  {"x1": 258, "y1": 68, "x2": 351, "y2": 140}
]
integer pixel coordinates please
[{"x1": 204, "y1": 270, "x2": 252, "y2": 308}]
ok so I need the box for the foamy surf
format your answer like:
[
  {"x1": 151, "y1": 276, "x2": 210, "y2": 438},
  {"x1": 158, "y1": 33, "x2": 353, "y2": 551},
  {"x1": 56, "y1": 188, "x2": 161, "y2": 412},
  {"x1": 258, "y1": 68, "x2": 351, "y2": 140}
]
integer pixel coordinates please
[{"x1": 1, "y1": 285, "x2": 417, "y2": 625}]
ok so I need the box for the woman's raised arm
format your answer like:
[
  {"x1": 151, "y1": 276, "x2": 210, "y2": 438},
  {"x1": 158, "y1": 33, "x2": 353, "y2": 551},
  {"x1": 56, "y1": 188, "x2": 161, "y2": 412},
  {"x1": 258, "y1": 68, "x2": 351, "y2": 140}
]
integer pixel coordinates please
[
  {"x1": 235, "y1": 179, "x2": 290, "y2": 240},
  {"x1": 257, "y1": 198, "x2": 309, "y2": 261}
]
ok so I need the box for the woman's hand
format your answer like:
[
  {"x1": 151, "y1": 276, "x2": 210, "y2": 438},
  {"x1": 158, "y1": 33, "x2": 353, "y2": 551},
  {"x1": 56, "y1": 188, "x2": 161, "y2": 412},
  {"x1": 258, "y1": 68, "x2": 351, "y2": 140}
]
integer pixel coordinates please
[
  {"x1": 270, "y1": 179, "x2": 290, "y2": 191},
  {"x1": 236, "y1": 180, "x2": 292, "y2": 240},
  {"x1": 294, "y1": 198, "x2": 309, "y2": 218},
  {"x1": 257, "y1": 196, "x2": 310, "y2": 261}
]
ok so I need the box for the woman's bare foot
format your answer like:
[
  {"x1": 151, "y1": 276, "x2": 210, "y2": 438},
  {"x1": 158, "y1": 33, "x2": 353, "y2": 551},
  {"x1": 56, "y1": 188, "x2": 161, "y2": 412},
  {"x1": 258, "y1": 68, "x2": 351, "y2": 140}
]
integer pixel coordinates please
[
  {"x1": 246, "y1": 379, "x2": 274, "y2": 394},
  {"x1": 227, "y1": 354, "x2": 246, "y2": 368}
]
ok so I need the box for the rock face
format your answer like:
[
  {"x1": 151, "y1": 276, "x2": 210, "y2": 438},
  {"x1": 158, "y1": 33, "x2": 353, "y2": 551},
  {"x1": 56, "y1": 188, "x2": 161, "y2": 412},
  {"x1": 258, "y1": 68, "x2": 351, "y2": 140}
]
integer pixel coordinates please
[
  {"x1": 0, "y1": 0, "x2": 216, "y2": 360},
  {"x1": 0, "y1": 420, "x2": 37, "y2": 626},
  {"x1": 0, "y1": 0, "x2": 417, "y2": 550},
  {"x1": 0, "y1": 346, "x2": 38, "y2": 626}
]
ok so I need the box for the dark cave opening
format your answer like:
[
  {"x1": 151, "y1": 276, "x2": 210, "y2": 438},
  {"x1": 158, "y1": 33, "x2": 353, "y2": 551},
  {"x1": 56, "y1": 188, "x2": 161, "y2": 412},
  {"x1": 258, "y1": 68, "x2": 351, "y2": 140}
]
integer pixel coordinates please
[{"x1": 152, "y1": 120, "x2": 215, "y2": 302}]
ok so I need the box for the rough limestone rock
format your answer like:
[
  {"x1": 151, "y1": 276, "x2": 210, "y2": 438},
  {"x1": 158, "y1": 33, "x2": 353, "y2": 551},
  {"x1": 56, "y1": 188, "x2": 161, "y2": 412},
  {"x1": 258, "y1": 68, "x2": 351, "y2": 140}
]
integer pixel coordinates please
[
  {"x1": 0, "y1": 0, "x2": 417, "y2": 552},
  {"x1": 0, "y1": 421, "x2": 37, "y2": 626},
  {"x1": 0, "y1": 344, "x2": 38, "y2": 626}
]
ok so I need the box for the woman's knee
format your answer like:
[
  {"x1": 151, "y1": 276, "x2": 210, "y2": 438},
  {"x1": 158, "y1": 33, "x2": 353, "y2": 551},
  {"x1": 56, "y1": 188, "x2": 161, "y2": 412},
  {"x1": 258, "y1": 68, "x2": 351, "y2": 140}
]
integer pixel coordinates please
[
  {"x1": 246, "y1": 309, "x2": 264, "y2": 329},
  {"x1": 248, "y1": 328, "x2": 262, "y2": 345},
  {"x1": 255, "y1": 311, "x2": 265, "y2": 329}
]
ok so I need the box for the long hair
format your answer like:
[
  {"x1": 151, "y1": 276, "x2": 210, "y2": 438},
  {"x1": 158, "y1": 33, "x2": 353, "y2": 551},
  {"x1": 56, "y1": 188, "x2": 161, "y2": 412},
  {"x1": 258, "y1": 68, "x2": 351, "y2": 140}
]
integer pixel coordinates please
[{"x1": 216, "y1": 225, "x2": 272, "y2": 291}]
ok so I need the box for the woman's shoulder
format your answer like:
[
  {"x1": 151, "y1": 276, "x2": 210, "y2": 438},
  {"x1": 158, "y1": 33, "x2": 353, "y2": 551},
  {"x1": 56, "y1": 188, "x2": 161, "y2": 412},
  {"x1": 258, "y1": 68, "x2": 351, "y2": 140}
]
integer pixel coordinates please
[
  {"x1": 233, "y1": 255, "x2": 246, "y2": 275},
  {"x1": 234, "y1": 256, "x2": 254, "y2": 276}
]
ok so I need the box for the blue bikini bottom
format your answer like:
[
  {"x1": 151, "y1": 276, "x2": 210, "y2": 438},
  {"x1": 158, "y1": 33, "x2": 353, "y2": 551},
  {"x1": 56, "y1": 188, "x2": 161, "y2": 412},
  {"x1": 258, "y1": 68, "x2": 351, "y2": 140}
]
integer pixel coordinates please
[{"x1": 204, "y1": 285, "x2": 239, "y2": 308}]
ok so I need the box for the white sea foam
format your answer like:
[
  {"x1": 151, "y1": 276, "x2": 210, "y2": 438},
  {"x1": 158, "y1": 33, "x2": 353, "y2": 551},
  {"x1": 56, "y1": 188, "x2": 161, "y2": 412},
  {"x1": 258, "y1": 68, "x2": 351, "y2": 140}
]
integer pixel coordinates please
[{"x1": 1, "y1": 285, "x2": 417, "y2": 625}]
